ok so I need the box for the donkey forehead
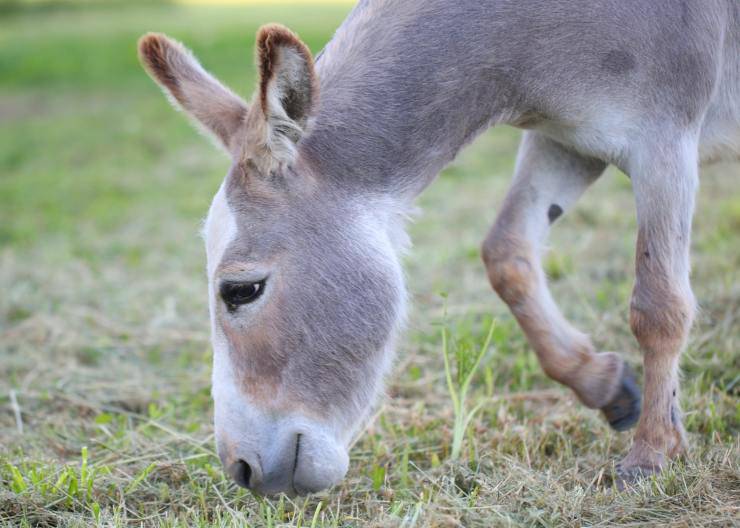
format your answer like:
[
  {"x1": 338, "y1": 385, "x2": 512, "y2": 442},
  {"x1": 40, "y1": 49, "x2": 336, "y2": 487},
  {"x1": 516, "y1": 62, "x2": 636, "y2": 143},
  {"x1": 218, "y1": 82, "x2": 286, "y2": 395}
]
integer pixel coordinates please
[
  {"x1": 205, "y1": 189, "x2": 280, "y2": 280},
  {"x1": 206, "y1": 169, "x2": 351, "y2": 278},
  {"x1": 205, "y1": 162, "x2": 288, "y2": 259}
]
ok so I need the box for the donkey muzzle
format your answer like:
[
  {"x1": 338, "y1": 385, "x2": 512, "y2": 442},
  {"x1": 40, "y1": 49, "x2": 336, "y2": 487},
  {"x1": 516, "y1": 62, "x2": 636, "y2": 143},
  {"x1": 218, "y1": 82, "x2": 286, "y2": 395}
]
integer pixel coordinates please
[{"x1": 218, "y1": 419, "x2": 349, "y2": 496}]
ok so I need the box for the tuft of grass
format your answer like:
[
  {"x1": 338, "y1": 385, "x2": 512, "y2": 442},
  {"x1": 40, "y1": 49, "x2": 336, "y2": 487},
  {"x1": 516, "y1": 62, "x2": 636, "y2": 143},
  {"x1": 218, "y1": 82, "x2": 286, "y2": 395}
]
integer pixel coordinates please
[
  {"x1": 442, "y1": 316, "x2": 496, "y2": 460},
  {"x1": 544, "y1": 251, "x2": 574, "y2": 281}
]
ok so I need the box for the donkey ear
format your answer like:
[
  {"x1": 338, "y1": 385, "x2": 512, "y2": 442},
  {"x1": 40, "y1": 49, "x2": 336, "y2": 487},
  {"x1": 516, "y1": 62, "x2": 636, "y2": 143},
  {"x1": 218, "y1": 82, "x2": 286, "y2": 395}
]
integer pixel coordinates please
[
  {"x1": 253, "y1": 24, "x2": 318, "y2": 167},
  {"x1": 138, "y1": 33, "x2": 248, "y2": 153}
]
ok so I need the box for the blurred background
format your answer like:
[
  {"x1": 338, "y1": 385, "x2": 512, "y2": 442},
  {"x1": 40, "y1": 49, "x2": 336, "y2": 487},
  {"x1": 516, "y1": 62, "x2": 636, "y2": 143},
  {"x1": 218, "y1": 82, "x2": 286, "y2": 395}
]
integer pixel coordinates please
[{"x1": 1, "y1": 1, "x2": 738, "y2": 526}]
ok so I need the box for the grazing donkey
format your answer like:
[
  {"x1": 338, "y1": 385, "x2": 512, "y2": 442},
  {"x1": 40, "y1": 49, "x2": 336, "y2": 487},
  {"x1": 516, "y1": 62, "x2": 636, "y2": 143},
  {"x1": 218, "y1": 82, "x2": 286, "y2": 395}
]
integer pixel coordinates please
[{"x1": 139, "y1": 0, "x2": 740, "y2": 495}]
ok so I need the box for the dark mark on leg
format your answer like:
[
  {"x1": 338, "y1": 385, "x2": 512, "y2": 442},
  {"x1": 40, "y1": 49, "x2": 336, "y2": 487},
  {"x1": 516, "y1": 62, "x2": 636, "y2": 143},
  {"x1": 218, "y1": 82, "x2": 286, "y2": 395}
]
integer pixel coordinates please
[
  {"x1": 548, "y1": 204, "x2": 563, "y2": 224},
  {"x1": 671, "y1": 404, "x2": 679, "y2": 425}
]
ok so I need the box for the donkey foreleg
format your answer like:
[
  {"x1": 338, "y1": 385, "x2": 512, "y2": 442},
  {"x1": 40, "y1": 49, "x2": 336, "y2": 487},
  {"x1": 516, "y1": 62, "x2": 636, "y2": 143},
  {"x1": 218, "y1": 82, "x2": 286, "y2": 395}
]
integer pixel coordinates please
[
  {"x1": 482, "y1": 131, "x2": 640, "y2": 429},
  {"x1": 617, "y1": 136, "x2": 698, "y2": 485}
]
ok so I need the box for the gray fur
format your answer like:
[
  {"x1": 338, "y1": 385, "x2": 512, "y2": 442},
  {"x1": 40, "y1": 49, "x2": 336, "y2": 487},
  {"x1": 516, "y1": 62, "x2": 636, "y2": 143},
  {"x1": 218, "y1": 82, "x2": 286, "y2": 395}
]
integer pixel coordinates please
[{"x1": 304, "y1": 0, "x2": 738, "y2": 180}]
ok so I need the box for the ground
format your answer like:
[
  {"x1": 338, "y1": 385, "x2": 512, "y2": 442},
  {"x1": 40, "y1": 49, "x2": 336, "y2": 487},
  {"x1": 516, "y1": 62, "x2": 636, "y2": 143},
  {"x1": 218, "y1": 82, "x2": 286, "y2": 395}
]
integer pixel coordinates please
[{"x1": 0, "y1": 2, "x2": 738, "y2": 527}]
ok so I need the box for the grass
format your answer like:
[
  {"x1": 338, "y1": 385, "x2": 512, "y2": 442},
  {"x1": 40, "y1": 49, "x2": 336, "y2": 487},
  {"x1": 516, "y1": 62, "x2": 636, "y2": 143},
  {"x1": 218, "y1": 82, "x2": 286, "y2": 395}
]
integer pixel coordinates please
[
  {"x1": 1, "y1": 2, "x2": 738, "y2": 526},
  {"x1": 442, "y1": 316, "x2": 497, "y2": 461}
]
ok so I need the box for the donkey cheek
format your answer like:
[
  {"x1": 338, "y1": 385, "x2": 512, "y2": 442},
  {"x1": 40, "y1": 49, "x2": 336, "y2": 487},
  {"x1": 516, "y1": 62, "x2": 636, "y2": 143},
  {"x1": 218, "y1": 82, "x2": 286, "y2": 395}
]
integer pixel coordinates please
[{"x1": 222, "y1": 323, "x2": 284, "y2": 401}]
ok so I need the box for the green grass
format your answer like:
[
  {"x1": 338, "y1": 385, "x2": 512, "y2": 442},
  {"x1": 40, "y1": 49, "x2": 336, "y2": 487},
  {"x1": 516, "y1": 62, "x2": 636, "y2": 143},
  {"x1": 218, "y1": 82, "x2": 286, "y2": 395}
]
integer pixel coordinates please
[{"x1": 1, "y1": 2, "x2": 739, "y2": 526}]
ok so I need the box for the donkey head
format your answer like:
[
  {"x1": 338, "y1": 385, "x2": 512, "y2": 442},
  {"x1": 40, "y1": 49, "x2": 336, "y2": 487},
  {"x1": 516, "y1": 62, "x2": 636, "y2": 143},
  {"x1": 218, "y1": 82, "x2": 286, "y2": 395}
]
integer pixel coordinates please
[{"x1": 138, "y1": 26, "x2": 406, "y2": 496}]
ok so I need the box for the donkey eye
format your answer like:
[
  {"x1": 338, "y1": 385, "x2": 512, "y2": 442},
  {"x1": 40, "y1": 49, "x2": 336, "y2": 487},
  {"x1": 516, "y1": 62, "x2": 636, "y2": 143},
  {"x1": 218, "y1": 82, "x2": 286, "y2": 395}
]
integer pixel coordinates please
[{"x1": 220, "y1": 280, "x2": 265, "y2": 310}]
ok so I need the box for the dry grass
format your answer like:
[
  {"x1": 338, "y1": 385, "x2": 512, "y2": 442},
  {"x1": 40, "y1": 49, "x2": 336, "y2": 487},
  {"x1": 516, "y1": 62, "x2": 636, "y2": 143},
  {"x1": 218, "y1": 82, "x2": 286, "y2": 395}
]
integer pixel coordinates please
[{"x1": 1, "y1": 2, "x2": 739, "y2": 526}]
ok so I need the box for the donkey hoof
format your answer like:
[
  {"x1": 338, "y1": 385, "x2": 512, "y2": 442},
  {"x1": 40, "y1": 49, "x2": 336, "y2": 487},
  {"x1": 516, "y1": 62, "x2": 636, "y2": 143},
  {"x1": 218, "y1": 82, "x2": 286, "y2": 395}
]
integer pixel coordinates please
[
  {"x1": 601, "y1": 364, "x2": 641, "y2": 431},
  {"x1": 614, "y1": 462, "x2": 659, "y2": 491}
]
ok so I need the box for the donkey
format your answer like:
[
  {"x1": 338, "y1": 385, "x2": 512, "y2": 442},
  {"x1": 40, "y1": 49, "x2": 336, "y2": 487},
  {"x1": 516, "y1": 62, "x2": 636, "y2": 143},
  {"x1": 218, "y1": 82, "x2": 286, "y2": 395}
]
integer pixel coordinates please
[{"x1": 139, "y1": 0, "x2": 740, "y2": 495}]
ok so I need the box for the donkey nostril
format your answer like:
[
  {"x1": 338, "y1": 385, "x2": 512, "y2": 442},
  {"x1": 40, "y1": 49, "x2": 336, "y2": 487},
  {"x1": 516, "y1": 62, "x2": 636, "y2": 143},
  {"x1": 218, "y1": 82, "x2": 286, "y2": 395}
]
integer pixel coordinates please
[{"x1": 231, "y1": 459, "x2": 252, "y2": 488}]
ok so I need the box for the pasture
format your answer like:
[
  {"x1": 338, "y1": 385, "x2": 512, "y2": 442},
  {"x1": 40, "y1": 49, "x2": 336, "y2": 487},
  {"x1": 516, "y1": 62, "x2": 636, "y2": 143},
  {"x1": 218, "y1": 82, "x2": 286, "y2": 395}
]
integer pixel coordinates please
[{"x1": 1, "y1": 1, "x2": 738, "y2": 526}]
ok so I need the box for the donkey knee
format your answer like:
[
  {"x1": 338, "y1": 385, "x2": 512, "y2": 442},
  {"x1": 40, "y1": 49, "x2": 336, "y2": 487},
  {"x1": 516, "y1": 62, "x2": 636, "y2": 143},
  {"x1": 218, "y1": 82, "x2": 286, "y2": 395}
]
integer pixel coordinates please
[
  {"x1": 629, "y1": 282, "x2": 695, "y2": 354},
  {"x1": 481, "y1": 234, "x2": 537, "y2": 306}
]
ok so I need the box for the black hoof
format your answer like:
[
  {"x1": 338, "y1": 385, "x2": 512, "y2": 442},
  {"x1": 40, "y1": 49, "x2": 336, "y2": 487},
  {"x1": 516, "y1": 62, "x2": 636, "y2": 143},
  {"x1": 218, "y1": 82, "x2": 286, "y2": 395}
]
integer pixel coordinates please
[{"x1": 601, "y1": 364, "x2": 641, "y2": 432}]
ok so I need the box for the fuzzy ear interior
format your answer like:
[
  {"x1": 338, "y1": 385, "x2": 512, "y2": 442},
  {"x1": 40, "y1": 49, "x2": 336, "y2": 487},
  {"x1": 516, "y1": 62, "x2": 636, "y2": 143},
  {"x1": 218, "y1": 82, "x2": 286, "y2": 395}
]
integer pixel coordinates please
[
  {"x1": 251, "y1": 24, "x2": 318, "y2": 169},
  {"x1": 138, "y1": 33, "x2": 248, "y2": 153}
]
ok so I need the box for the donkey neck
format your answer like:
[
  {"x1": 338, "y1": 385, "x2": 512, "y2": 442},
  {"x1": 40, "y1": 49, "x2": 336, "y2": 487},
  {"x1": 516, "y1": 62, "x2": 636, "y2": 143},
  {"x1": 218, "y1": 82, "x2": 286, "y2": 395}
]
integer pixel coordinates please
[{"x1": 300, "y1": 1, "x2": 508, "y2": 200}]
